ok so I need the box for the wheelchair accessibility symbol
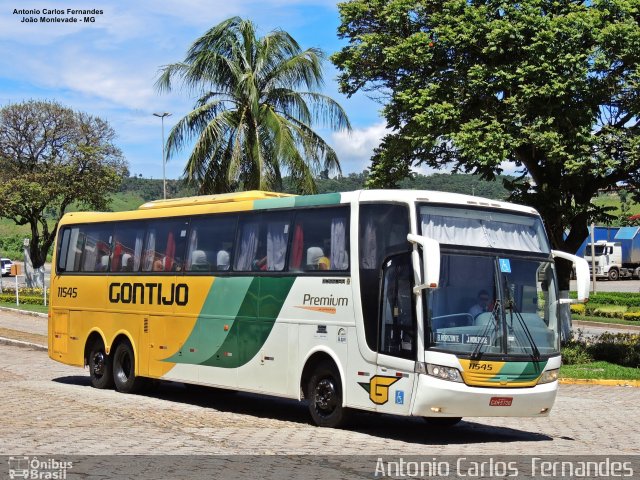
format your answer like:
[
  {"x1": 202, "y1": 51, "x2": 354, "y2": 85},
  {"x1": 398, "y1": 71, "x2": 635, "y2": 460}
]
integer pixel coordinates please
[
  {"x1": 499, "y1": 259, "x2": 511, "y2": 273},
  {"x1": 395, "y1": 390, "x2": 404, "y2": 405}
]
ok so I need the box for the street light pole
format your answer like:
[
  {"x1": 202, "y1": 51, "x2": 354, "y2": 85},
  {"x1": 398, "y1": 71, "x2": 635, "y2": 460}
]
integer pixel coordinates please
[{"x1": 153, "y1": 112, "x2": 171, "y2": 199}]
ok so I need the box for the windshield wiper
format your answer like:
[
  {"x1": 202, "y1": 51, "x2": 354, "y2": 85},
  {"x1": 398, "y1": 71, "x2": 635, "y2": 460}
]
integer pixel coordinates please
[
  {"x1": 502, "y1": 277, "x2": 541, "y2": 361},
  {"x1": 470, "y1": 301, "x2": 501, "y2": 360}
]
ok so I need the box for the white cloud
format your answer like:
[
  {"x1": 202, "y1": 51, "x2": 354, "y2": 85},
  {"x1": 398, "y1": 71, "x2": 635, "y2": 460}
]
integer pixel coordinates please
[{"x1": 331, "y1": 122, "x2": 388, "y2": 173}]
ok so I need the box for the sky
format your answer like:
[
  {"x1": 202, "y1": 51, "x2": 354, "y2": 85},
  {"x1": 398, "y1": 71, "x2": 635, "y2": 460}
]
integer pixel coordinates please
[{"x1": 0, "y1": 0, "x2": 391, "y2": 180}]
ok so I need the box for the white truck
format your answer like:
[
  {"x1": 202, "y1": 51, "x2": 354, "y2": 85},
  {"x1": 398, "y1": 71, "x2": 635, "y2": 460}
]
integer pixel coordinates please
[{"x1": 583, "y1": 227, "x2": 640, "y2": 280}]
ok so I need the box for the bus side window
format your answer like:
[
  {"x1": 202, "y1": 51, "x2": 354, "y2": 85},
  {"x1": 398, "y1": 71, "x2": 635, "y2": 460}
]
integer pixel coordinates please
[
  {"x1": 186, "y1": 215, "x2": 237, "y2": 273},
  {"x1": 288, "y1": 207, "x2": 349, "y2": 272},
  {"x1": 142, "y1": 219, "x2": 189, "y2": 272},
  {"x1": 235, "y1": 212, "x2": 291, "y2": 272}
]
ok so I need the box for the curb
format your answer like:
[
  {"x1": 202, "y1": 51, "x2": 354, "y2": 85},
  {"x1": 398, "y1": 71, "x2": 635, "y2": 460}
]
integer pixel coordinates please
[
  {"x1": 559, "y1": 378, "x2": 640, "y2": 387},
  {"x1": 572, "y1": 320, "x2": 640, "y2": 332},
  {"x1": 0, "y1": 336, "x2": 47, "y2": 351},
  {"x1": 0, "y1": 306, "x2": 47, "y2": 318}
]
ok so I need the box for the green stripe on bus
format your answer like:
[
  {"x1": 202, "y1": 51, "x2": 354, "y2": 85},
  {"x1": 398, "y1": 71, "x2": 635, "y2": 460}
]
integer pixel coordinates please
[
  {"x1": 253, "y1": 193, "x2": 341, "y2": 210},
  {"x1": 165, "y1": 276, "x2": 254, "y2": 364},
  {"x1": 253, "y1": 197, "x2": 297, "y2": 210},
  {"x1": 489, "y1": 360, "x2": 548, "y2": 383},
  {"x1": 294, "y1": 193, "x2": 341, "y2": 207},
  {"x1": 200, "y1": 276, "x2": 295, "y2": 368}
]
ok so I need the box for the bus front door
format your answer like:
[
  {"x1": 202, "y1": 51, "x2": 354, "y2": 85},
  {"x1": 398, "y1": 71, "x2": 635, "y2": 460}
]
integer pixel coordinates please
[{"x1": 374, "y1": 253, "x2": 417, "y2": 416}]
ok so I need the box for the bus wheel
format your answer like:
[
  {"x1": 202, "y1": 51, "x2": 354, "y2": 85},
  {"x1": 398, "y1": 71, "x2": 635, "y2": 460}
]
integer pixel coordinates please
[
  {"x1": 112, "y1": 342, "x2": 143, "y2": 393},
  {"x1": 423, "y1": 417, "x2": 462, "y2": 427},
  {"x1": 307, "y1": 361, "x2": 348, "y2": 428},
  {"x1": 88, "y1": 342, "x2": 114, "y2": 389}
]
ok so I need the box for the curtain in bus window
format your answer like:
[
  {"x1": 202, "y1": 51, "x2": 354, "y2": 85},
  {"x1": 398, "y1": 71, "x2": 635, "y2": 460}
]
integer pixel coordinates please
[
  {"x1": 361, "y1": 218, "x2": 377, "y2": 269},
  {"x1": 66, "y1": 228, "x2": 81, "y2": 272},
  {"x1": 484, "y1": 221, "x2": 540, "y2": 252},
  {"x1": 134, "y1": 235, "x2": 143, "y2": 271},
  {"x1": 267, "y1": 221, "x2": 288, "y2": 271},
  {"x1": 164, "y1": 231, "x2": 176, "y2": 270},
  {"x1": 143, "y1": 230, "x2": 156, "y2": 271},
  {"x1": 330, "y1": 217, "x2": 348, "y2": 270},
  {"x1": 290, "y1": 223, "x2": 304, "y2": 270},
  {"x1": 186, "y1": 229, "x2": 198, "y2": 270},
  {"x1": 421, "y1": 214, "x2": 543, "y2": 252},
  {"x1": 236, "y1": 222, "x2": 259, "y2": 270},
  {"x1": 111, "y1": 242, "x2": 123, "y2": 271}
]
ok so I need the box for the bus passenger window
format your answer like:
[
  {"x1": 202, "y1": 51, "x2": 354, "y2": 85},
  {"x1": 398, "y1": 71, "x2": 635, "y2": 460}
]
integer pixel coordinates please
[
  {"x1": 288, "y1": 207, "x2": 349, "y2": 272},
  {"x1": 111, "y1": 221, "x2": 145, "y2": 273},
  {"x1": 142, "y1": 219, "x2": 188, "y2": 273},
  {"x1": 185, "y1": 215, "x2": 236, "y2": 273},
  {"x1": 235, "y1": 212, "x2": 291, "y2": 272},
  {"x1": 79, "y1": 225, "x2": 113, "y2": 273}
]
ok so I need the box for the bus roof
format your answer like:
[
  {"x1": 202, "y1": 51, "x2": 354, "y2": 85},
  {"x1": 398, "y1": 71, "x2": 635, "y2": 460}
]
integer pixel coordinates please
[
  {"x1": 58, "y1": 189, "x2": 539, "y2": 226},
  {"x1": 138, "y1": 190, "x2": 294, "y2": 210}
]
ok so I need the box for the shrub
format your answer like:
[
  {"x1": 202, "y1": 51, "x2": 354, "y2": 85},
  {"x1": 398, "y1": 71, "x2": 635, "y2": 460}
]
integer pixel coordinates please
[
  {"x1": 588, "y1": 333, "x2": 640, "y2": 368},
  {"x1": 561, "y1": 341, "x2": 593, "y2": 365},
  {"x1": 570, "y1": 304, "x2": 586, "y2": 315},
  {"x1": 622, "y1": 312, "x2": 640, "y2": 321},
  {"x1": 0, "y1": 294, "x2": 45, "y2": 305}
]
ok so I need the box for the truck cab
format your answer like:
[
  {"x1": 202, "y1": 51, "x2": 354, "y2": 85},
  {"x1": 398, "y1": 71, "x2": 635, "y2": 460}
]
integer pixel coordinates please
[{"x1": 584, "y1": 239, "x2": 640, "y2": 280}]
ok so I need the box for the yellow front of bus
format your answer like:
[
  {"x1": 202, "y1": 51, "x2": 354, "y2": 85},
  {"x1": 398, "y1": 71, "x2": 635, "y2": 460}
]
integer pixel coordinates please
[{"x1": 409, "y1": 204, "x2": 579, "y2": 420}]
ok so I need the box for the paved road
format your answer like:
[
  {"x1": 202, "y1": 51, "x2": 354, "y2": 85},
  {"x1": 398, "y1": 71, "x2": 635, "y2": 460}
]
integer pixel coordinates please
[
  {"x1": 571, "y1": 278, "x2": 640, "y2": 293},
  {"x1": 1, "y1": 343, "x2": 639, "y2": 457}
]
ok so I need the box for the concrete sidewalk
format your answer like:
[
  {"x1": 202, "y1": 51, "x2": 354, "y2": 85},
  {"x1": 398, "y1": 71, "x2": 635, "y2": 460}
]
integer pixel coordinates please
[{"x1": 0, "y1": 307, "x2": 47, "y2": 350}]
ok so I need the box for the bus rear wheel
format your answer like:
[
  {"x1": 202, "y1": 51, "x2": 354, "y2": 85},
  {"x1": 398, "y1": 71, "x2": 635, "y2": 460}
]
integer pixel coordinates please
[
  {"x1": 307, "y1": 361, "x2": 348, "y2": 428},
  {"x1": 113, "y1": 342, "x2": 144, "y2": 393},
  {"x1": 423, "y1": 417, "x2": 462, "y2": 427},
  {"x1": 88, "y1": 341, "x2": 114, "y2": 389}
]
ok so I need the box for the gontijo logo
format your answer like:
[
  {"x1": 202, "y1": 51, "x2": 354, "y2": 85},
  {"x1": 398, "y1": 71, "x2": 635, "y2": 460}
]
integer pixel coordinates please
[{"x1": 358, "y1": 375, "x2": 400, "y2": 405}]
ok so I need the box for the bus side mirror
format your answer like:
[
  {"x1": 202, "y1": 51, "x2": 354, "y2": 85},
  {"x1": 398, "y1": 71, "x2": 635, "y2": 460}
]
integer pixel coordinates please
[
  {"x1": 552, "y1": 250, "x2": 589, "y2": 303},
  {"x1": 407, "y1": 234, "x2": 440, "y2": 291}
]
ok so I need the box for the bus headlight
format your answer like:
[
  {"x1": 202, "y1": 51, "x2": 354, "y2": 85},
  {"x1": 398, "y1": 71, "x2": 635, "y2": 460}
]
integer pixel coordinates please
[
  {"x1": 537, "y1": 369, "x2": 559, "y2": 384},
  {"x1": 425, "y1": 363, "x2": 463, "y2": 383}
]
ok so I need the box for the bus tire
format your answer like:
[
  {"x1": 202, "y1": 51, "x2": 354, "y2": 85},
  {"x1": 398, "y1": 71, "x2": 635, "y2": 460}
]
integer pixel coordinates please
[
  {"x1": 423, "y1": 416, "x2": 462, "y2": 427},
  {"x1": 88, "y1": 341, "x2": 114, "y2": 389},
  {"x1": 112, "y1": 342, "x2": 144, "y2": 394},
  {"x1": 307, "y1": 361, "x2": 348, "y2": 428}
]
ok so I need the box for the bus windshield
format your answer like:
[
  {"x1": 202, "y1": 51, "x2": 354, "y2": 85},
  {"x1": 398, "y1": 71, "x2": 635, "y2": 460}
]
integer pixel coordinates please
[{"x1": 427, "y1": 254, "x2": 559, "y2": 357}]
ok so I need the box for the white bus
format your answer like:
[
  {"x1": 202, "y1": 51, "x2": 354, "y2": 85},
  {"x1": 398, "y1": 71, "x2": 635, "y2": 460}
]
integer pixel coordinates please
[{"x1": 49, "y1": 189, "x2": 589, "y2": 427}]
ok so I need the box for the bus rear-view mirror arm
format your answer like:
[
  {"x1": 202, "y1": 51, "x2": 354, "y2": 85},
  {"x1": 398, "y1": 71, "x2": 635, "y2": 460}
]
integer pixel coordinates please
[
  {"x1": 551, "y1": 250, "x2": 590, "y2": 304},
  {"x1": 407, "y1": 233, "x2": 440, "y2": 292}
]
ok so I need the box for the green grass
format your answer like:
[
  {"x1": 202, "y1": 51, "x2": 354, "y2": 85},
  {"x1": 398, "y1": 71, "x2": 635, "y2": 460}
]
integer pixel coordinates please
[
  {"x1": 0, "y1": 301, "x2": 48, "y2": 314},
  {"x1": 571, "y1": 314, "x2": 640, "y2": 327},
  {"x1": 592, "y1": 193, "x2": 640, "y2": 218},
  {"x1": 560, "y1": 361, "x2": 640, "y2": 380}
]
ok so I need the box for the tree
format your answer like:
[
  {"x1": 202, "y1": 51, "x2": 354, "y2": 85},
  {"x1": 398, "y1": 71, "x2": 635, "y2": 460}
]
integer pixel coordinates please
[
  {"x1": 0, "y1": 100, "x2": 127, "y2": 275},
  {"x1": 333, "y1": 0, "x2": 640, "y2": 287},
  {"x1": 156, "y1": 16, "x2": 351, "y2": 194}
]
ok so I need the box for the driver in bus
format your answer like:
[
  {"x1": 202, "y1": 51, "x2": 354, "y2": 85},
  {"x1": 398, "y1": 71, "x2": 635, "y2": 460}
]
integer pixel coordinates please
[{"x1": 469, "y1": 290, "x2": 492, "y2": 318}]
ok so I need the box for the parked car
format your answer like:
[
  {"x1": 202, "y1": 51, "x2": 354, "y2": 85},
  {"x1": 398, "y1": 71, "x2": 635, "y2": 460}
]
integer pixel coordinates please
[{"x1": 1, "y1": 258, "x2": 14, "y2": 276}]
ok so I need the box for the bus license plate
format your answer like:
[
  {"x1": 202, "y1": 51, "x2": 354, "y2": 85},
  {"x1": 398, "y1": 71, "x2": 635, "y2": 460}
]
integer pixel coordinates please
[{"x1": 489, "y1": 397, "x2": 513, "y2": 407}]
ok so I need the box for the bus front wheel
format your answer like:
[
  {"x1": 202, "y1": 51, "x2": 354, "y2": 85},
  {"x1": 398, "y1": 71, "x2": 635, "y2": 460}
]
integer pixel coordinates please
[
  {"x1": 112, "y1": 342, "x2": 144, "y2": 393},
  {"x1": 88, "y1": 341, "x2": 114, "y2": 389},
  {"x1": 307, "y1": 361, "x2": 348, "y2": 428}
]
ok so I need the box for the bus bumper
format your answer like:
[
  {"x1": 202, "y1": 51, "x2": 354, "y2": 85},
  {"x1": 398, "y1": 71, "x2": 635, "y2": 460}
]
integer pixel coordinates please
[{"x1": 411, "y1": 374, "x2": 558, "y2": 418}]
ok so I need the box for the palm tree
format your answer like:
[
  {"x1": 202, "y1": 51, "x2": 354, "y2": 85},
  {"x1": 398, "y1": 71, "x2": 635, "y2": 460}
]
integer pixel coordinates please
[{"x1": 156, "y1": 17, "x2": 351, "y2": 194}]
